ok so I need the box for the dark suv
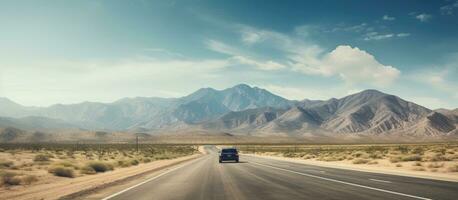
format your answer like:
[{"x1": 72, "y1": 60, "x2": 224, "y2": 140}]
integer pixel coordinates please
[{"x1": 219, "y1": 148, "x2": 239, "y2": 163}]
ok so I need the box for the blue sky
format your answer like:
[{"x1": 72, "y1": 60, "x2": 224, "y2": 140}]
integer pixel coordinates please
[{"x1": 0, "y1": 0, "x2": 457, "y2": 109}]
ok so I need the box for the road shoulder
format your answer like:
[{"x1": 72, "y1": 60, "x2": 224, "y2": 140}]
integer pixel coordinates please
[{"x1": 244, "y1": 153, "x2": 458, "y2": 183}]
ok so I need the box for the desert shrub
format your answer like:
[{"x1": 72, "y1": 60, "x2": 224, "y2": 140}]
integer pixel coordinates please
[
  {"x1": 402, "y1": 155, "x2": 422, "y2": 162},
  {"x1": 0, "y1": 171, "x2": 21, "y2": 186},
  {"x1": 396, "y1": 145, "x2": 409, "y2": 154},
  {"x1": 367, "y1": 160, "x2": 378, "y2": 165},
  {"x1": 319, "y1": 156, "x2": 343, "y2": 162},
  {"x1": 143, "y1": 158, "x2": 151, "y2": 163},
  {"x1": 426, "y1": 153, "x2": 451, "y2": 162},
  {"x1": 395, "y1": 163, "x2": 402, "y2": 167},
  {"x1": 445, "y1": 154, "x2": 458, "y2": 160},
  {"x1": 117, "y1": 160, "x2": 132, "y2": 168},
  {"x1": 21, "y1": 175, "x2": 38, "y2": 184},
  {"x1": 412, "y1": 162, "x2": 423, "y2": 167},
  {"x1": 86, "y1": 162, "x2": 113, "y2": 173},
  {"x1": 352, "y1": 151, "x2": 369, "y2": 158},
  {"x1": 33, "y1": 154, "x2": 50, "y2": 162},
  {"x1": 410, "y1": 147, "x2": 425, "y2": 155},
  {"x1": 0, "y1": 160, "x2": 14, "y2": 168},
  {"x1": 389, "y1": 156, "x2": 402, "y2": 163},
  {"x1": 412, "y1": 167, "x2": 426, "y2": 171},
  {"x1": 80, "y1": 166, "x2": 96, "y2": 175},
  {"x1": 130, "y1": 159, "x2": 139, "y2": 166},
  {"x1": 352, "y1": 159, "x2": 370, "y2": 164},
  {"x1": 303, "y1": 155, "x2": 315, "y2": 159},
  {"x1": 48, "y1": 166, "x2": 75, "y2": 178},
  {"x1": 447, "y1": 164, "x2": 458, "y2": 172},
  {"x1": 283, "y1": 152, "x2": 295, "y2": 158},
  {"x1": 427, "y1": 162, "x2": 444, "y2": 168},
  {"x1": 369, "y1": 152, "x2": 384, "y2": 159}
]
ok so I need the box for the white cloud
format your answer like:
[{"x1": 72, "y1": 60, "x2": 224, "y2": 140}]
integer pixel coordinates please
[
  {"x1": 205, "y1": 39, "x2": 241, "y2": 55},
  {"x1": 415, "y1": 13, "x2": 432, "y2": 22},
  {"x1": 205, "y1": 39, "x2": 286, "y2": 71},
  {"x1": 364, "y1": 33, "x2": 394, "y2": 41},
  {"x1": 294, "y1": 45, "x2": 400, "y2": 86},
  {"x1": 440, "y1": 1, "x2": 458, "y2": 15},
  {"x1": 397, "y1": 33, "x2": 411, "y2": 37},
  {"x1": 382, "y1": 15, "x2": 396, "y2": 21},
  {"x1": 363, "y1": 32, "x2": 410, "y2": 41},
  {"x1": 230, "y1": 56, "x2": 285, "y2": 70},
  {"x1": 330, "y1": 23, "x2": 368, "y2": 33},
  {"x1": 241, "y1": 29, "x2": 264, "y2": 44},
  {"x1": 231, "y1": 26, "x2": 401, "y2": 87}
]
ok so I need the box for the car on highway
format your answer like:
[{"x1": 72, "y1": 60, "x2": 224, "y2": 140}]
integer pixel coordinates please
[{"x1": 219, "y1": 148, "x2": 239, "y2": 163}]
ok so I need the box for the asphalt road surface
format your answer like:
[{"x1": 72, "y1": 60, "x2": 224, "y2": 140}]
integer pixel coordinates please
[{"x1": 103, "y1": 146, "x2": 458, "y2": 200}]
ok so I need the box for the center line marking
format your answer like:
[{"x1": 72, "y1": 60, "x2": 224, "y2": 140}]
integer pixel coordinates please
[
  {"x1": 370, "y1": 178, "x2": 392, "y2": 183},
  {"x1": 250, "y1": 162, "x2": 431, "y2": 200}
]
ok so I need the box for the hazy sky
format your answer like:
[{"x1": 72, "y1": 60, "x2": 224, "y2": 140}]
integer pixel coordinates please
[{"x1": 0, "y1": 0, "x2": 457, "y2": 109}]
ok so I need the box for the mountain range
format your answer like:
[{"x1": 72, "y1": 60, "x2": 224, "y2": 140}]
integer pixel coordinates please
[{"x1": 0, "y1": 84, "x2": 457, "y2": 140}]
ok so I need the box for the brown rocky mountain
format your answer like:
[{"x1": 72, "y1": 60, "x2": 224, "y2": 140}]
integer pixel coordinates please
[
  {"x1": 0, "y1": 85, "x2": 456, "y2": 140},
  {"x1": 203, "y1": 89, "x2": 456, "y2": 138}
]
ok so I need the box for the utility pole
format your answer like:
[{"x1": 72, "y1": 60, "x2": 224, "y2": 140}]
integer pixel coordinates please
[{"x1": 136, "y1": 135, "x2": 139, "y2": 152}]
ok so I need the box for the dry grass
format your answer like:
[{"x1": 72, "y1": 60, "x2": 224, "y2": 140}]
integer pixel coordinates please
[
  {"x1": 0, "y1": 143, "x2": 196, "y2": 188},
  {"x1": 238, "y1": 143, "x2": 458, "y2": 175}
]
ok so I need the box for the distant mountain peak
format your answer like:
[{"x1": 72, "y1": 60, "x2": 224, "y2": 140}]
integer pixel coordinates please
[
  {"x1": 0, "y1": 97, "x2": 19, "y2": 105},
  {"x1": 232, "y1": 83, "x2": 252, "y2": 90},
  {"x1": 355, "y1": 89, "x2": 388, "y2": 97}
]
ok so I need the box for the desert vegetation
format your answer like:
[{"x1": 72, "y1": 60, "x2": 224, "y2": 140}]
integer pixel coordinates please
[
  {"x1": 238, "y1": 143, "x2": 458, "y2": 174},
  {"x1": 0, "y1": 143, "x2": 196, "y2": 188}
]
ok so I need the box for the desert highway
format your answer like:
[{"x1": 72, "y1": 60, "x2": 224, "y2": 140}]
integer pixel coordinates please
[{"x1": 103, "y1": 146, "x2": 458, "y2": 200}]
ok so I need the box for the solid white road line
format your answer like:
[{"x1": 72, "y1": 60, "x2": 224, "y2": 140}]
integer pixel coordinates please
[
  {"x1": 370, "y1": 178, "x2": 392, "y2": 183},
  {"x1": 250, "y1": 162, "x2": 432, "y2": 200},
  {"x1": 102, "y1": 156, "x2": 205, "y2": 200}
]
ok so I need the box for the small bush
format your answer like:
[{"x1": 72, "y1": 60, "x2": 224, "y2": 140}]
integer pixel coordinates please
[
  {"x1": 447, "y1": 164, "x2": 458, "y2": 172},
  {"x1": 352, "y1": 151, "x2": 369, "y2": 159},
  {"x1": 0, "y1": 160, "x2": 14, "y2": 168},
  {"x1": 401, "y1": 155, "x2": 422, "y2": 162},
  {"x1": 117, "y1": 160, "x2": 131, "y2": 168},
  {"x1": 395, "y1": 163, "x2": 402, "y2": 167},
  {"x1": 80, "y1": 166, "x2": 96, "y2": 175},
  {"x1": 86, "y1": 162, "x2": 113, "y2": 173},
  {"x1": 0, "y1": 172, "x2": 21, "y2": 186},
  {"x1": 412, "y1": 167, "x2": 426, "y2": 171},
  {"x1": 130, "y1": 159, "x2": 139, "y2": 166},
  {"x1": 48, "y1": 166, "x2": 75, "y2": 178},
  {"x1": 352, "y1": 159, "x2": 370, "y2": 164},
  {"x1": 367, "y1": 160, "x2": 378, "y2": 165},
  {"x1": 427, "y1": 162, "x2": 444, "y2": 169},
  {"x1": 21, "y1": 175, "x2": 38, "y2": 185},
  {"x1": 410, "y1": 147, "x2": 424, "y2": 155},
  {"x1": 426, "y1": 153, "x2": 451, "y2": 162},
  {"x1": 33, "y1": 154, "x2": 50, "y2": 162},
  {"x1": 389, "y1": 156, "x2": 402, "y2": 163},
  {"x1": 412, "y1": 162, "x2": 423, "y2": 167}
]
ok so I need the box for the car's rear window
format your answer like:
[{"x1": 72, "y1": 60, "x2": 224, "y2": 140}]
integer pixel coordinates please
[{"x1": 222, "y1": 149, "x2": 237, "y2": 153}]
